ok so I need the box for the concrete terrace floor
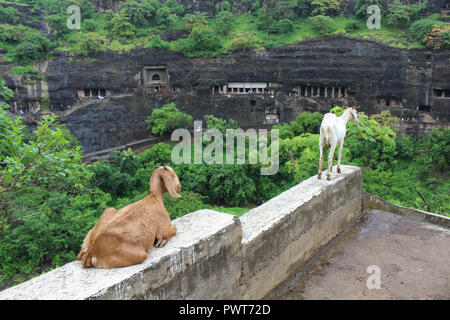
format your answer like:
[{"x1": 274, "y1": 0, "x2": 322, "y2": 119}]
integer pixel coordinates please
[{"x1": 271, "y1": 209, "x2": 450, "y2": 300}]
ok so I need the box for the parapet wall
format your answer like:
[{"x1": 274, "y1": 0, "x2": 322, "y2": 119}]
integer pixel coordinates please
[{"x1": 0, "y1": 165, "x2": 362, "y2": 300}]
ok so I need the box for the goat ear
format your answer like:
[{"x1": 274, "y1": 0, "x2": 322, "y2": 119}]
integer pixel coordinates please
[{"x1": 161, "y1": 170, "x2": 182, "y2": 199}]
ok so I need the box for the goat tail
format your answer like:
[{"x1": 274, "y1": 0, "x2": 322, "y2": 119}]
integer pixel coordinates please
[{"x1": 321, "y1": 125, "x2": 332, "y2": 148}]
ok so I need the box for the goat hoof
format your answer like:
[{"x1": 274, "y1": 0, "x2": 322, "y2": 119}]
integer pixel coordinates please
[
  {"x1": 337, "y1": 167, "x2": 341, "y2": 173},
  {"x1": 318, "y1": 174, "x2": 321, "y2": 179},
  {"x1": 155, "y1": 238, "x2": 168, "y2": 248},
  {"x1": 326, "y1": 175, "x2": 331, "y2": 181}
]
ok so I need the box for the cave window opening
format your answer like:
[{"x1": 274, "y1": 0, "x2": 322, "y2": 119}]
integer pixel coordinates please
[
  {"x1": 418, "y1": 105, "x2": 431, "y2": 112},
  {"x1": 386, "y1": 99, "x2": 390, "y2": 106},
  {"x1": 100, "y1": 89, "x2": 106, "y2": 96},
  {"x1": 84, "y1": 89, "x2": 90, "y2": 97},
  {"x1": 92, "y1": 89, "x2": 99, "y2": 96},
  {"x1": 152, "y1": 74, "x2": 161, "y2": 81},
  {"x1": 250, "y1": 100, "x2": 256, "y2": 106},
  {"x1": 445, "y1": 90, "x2": 450, "y2": 98},
  {"x1": 434, "y1": 89, "x2": 444, "y2": 98}
]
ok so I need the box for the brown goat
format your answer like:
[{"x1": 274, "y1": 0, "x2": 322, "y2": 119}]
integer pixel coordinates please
[{"x1": 77, "y1": 166, "x2": 181, "y2": 269}]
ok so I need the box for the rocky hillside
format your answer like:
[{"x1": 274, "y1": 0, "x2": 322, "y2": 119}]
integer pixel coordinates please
[{"x1": 0, "y1": 0, "x2": 449, "y2": 153}]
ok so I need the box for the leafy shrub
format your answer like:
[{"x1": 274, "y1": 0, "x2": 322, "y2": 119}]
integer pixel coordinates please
[
  {"x1": 144, "y1": 35, "x2": 170, "y2": 50},
  {"x1": 110, "y1": 148, "x2": 140, "y2": 176},
  {"x1": 11, "y1": 30, "x2": 52, "y2": 64},
  {"x1": 164, "y1": 191, "x2": 206, "y2": 220},
  {"x1": 89, "y1": 162, "x2": 133, "y2": 197},
  {"x1": 370, "y1": 110, "x2": 398, "y2": 133},
  {"x1": 46, "y1": 14, "x2": 70, "y2": 37},
  {"x1": 214, "y1": 9, "x2": 234, "y2": 35},
  {"x1": 81, "y1": 19, "x2": 99, "y2": 32},
  {"x1": 188, "y1": 24, "x2": 222, "y2": 52},
  {"x1": 145, "y1": 103, "x2": 193, "y2": 136},
  {"x1": 205, "y1": 114, "x2": 239, "y2": 135},
  {"x1": 105, "y1": 13, "x2": 136, "y2": 39},
  {"x1": 386, "y1": 0, "x2": 426, "y2": 28},
  {"x1": 138, "y1": 142, "x2": 173, "y2": 167},
  {"x1": 0, "y1": 24, "x2": 21, "y2": 43},
  {"x1": 418, "y1": 128, "x2": 450, "y2": 172},
  {"x1": 120, "y1": 0, "x2": 157, "y2": 27},
  {"x1": 409, "y1": 19, "x2": 437, "y2": 43},
  {"x1": 290, "y1": 112, "x2": 324, "y2": 135},
  {"x1": 353, "y1": 0, "x2": 384, "y2": 19},
  {"x1": 0, "y1": 94, "x2": 92, "y2": 236},
  {"x1": 345, "y1": 21, "x2": 361, "y2": 33},
  {"x1": 72, "y1": 32, "x2": 105, "y2": 56},
  {"x1": 311, "y1": 0, "x2": 341, "y2": 17},
  {"x1": 268, "y1": 18, "x2": 294, "y2": 34},
  {"x1": 309, "y1": 15, "x2": 336, "y2": 36},
  {"x1": 183, "y1": 12, "x2": 208, "y2": 32},
  {"x1": 345, "y1": 112, "x2": 397, "y2": 170},
  {"x1": 0, "y1": 5, "x2": 19, "y2": 24},
  {"x1": 396, "y1": 135, "x2": 414, "y2": 160},
  {"x1": 229, "y1": 31, "x2": 259, "y2": 51},
  {"x1": 0, "y1": 188, "x2": 111, "y2": 286},
  {"x1": 256, "y1": 4, "x2": 273, "y2": 31}
]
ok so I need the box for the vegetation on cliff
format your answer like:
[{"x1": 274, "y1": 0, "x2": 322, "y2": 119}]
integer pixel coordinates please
[{"x1": 0, "y1": 0, "x2": 449, "y2": 66}]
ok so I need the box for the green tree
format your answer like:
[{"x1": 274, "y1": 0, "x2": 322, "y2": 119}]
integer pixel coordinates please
[
  {"x1": 345, "y1": 20, "x2": 361, "y2": 33},
  {"x1": 256, "y1": 4, "x2": 273, "y2": 31},
  {"x1": 120, "y1": 0, "x2": 156, "y2": 27},
  {"x1": 0, "y1": 80, "x2": 91, "y2": 235},
  {"x1": 183, "y1": 12, "x2": 208, "y2": 32},
  {"x1": 370, "y1": 110, "x2": 398, "y2": 133},
  {"x1": 229, "y1": 31, "x2": 259, "y2": 50},
  {"x1": 386, "y1": 0, "x2": 426, "y2": 28},
  {"x1": 189, "y1": 24, "x2": 222, "y2": 52},
  {"x1": 145, "y1": 35, "x2": 170, "y2": 50},
  {"x1": 309, "y1": 15, "x2": 336, "y2": 36},
  {"x1": 268, "y1": 18, "x2": 294, "y2": 34},
  {"x1": 72, "y1": 32, "x2": 105, "y2": 56},
  {"x1": 418, "y1": 128, "x2": 450, "y2": 172},
  {"x1": 205, "y1": 114, "x2": 239, "y2": 135},
  {"x1": 290, "y1": 112, "x2": 323, "y2": 135},
  {"x1": 214, "y1": 9, "x2": 234, "y2": 35},
  {"x1": 0, "y1": 24, "x2": 22, "y2": 43},
  {"x1": 354, "y1": 0, "x2": 384, "y2": 20},
  {"x1": 311, "y1": 0, "x2": 341, "y2": 16},
  {"x1": 106, "y1": 13, "x2": 136, "y2": 39},
  {"x1": 145, "y1": 103, "x2": 193, "y2": 136},
  {"x1": 0, "y1": 6, "x2": 19, "y2": 24},
  {"x1": 11, "y1": 30, "x2": 52, "y2": 64}
]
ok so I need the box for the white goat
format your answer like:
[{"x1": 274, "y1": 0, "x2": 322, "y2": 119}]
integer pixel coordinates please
[{"x1": 318, "y1": 107, "x2": 358, "y2": 180}]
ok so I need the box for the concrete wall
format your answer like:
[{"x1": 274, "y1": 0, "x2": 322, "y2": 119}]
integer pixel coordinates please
[
  {"x1": 0, "y1": 165, "x2": 362, "y2": 300},
  {"x1": 362, "y1": 191, "x2": 450, "y2": 228}
]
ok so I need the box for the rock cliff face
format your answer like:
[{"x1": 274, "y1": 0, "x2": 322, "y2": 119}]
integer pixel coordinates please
[{"x1": 2, "y1": 36, "x2": 449, "y2": 153}]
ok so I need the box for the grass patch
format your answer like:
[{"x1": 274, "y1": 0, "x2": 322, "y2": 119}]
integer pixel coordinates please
[{"x1": 207, "y1": 205, "x2": 249, "y2": 217}]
